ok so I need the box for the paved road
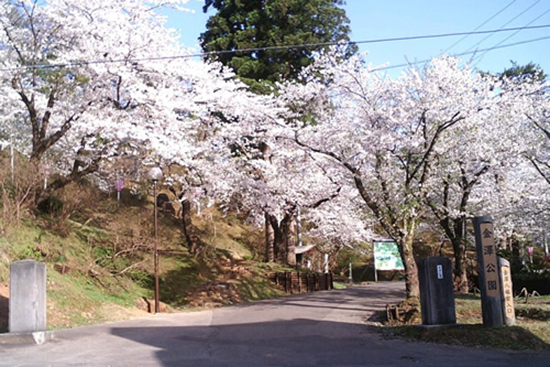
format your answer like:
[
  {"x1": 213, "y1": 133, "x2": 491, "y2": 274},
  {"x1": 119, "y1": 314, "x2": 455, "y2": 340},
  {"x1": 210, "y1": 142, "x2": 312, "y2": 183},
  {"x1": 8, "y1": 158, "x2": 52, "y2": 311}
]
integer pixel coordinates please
[{"x1": 1, "y1": 282, "x2": 549, "y2": 366}]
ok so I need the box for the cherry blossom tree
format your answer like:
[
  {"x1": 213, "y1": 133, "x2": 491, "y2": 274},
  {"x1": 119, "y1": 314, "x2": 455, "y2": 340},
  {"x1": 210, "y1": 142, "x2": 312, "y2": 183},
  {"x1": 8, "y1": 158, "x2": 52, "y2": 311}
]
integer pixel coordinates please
[
  {"x1": 196, "y1": 105, "x2": 373, "y2": 263},
  {"x1": 275, "y1": 52, "x2": 521, "y2": 299},
  {"x1": 491, "y1": 73, "x2": 550, "y2": 265},
  {"x1": 422, "y1": 73, "x2": 533, "y2": 292},
  {"x1": 0, "y1": 0, "x2": 194, "y2": 199}
]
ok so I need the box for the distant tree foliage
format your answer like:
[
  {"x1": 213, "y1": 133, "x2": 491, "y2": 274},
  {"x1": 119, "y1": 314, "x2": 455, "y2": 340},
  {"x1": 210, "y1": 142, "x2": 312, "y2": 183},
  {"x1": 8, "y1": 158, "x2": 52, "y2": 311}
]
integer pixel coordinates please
[
  {"x1": 200, "y1": 0, "x2": 356, "y2": 93},
  {"x1": 499, "y1": 61, "x2": 546, "y2": 83}
]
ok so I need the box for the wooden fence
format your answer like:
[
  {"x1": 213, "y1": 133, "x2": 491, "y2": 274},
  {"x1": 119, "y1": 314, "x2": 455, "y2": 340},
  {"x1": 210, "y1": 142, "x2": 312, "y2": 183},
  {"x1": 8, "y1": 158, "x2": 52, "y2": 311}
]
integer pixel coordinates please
[{"x1": 269, "y1": 272, "x2": 334, "y2": 294}]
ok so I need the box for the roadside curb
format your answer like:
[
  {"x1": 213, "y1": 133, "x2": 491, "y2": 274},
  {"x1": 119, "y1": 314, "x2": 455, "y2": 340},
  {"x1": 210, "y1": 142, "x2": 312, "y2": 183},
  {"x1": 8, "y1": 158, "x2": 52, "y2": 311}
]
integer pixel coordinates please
[{"x1": 0, "y1": 331, "x2": 53, "y2": 345}]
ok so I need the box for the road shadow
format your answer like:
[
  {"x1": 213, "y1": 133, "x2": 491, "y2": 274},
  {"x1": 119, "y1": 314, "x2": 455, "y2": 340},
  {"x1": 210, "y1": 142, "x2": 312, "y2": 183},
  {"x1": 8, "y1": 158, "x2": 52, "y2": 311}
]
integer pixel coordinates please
[
  {"x1": 110, "y1": 318, "x2": 396, "y2": 366},
  {"x1": 107, "y1": 283, "x2": 550, "y2": 367},
  {"x1": 110, "y1": 318, "x2": 550, "y2": 367},
  {"x1": 108, "y1": 283, "x2": 408, "y2": 366}
]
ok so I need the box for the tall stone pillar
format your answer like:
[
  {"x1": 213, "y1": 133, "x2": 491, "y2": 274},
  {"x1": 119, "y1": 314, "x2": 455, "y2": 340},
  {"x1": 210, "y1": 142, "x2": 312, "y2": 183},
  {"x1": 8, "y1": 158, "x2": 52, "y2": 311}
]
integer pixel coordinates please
[{"x1": 9, "y1": 260, "x2": 46, "y2": 333}]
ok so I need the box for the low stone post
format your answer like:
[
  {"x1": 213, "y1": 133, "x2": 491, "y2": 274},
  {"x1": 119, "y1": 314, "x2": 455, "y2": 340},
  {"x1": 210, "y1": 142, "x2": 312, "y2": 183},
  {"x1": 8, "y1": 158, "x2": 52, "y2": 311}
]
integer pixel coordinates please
[
  {"x1": 418, "y1": 256, "x2": 456, "y2": 325},
  {"x1": 9, "y1": 260, "x2": 46, "y2": 333}
]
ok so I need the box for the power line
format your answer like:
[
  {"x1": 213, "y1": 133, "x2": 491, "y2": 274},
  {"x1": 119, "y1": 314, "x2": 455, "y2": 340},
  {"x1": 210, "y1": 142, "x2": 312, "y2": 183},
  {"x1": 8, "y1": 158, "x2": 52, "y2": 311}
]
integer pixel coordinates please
[
  {"x1": 1, "y1": 24, "x2": 550, "y2": 72},
  {"x1": 372, "y1": 35, "x2": 550, "y2": 72},
  {"x1": 444, "y1": 0, "x2": 517, "y2": 53},
  {"x1": 464, "y1": 0, "x2": 541, "y2": 54},
  {"x1": 472, "y1": 7, "x2": 550, "y2": 66}
]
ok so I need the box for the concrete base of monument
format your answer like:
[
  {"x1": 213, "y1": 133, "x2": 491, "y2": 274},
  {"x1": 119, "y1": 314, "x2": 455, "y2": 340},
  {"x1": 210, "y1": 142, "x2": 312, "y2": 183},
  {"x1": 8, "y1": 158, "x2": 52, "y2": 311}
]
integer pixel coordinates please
[
  {"x1": 0, "y1": 331, "x2": 53, "y2": 345},
  {"x1": 415, "y1": 323, "x2": 464, "y2": 330}
]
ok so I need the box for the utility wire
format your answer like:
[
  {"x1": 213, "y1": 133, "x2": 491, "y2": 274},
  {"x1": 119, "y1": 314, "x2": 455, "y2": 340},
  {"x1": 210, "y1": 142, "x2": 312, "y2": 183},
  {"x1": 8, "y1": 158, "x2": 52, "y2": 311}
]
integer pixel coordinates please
[
  {"x1": 372, "y1": 35, "x2": 550, "y2": 72},
  {"x1": 444, "y1": 0, "x2": 517, "y2": 53},
  {"x1": 472, "y1": 7, "x2": 550, "y2": 66},
  {"x1": 464, "y1": 0, "x2": 541, "y2": 54},
  {"x1": 1, "y1": 24, "x2": 550, "y2": 72}
]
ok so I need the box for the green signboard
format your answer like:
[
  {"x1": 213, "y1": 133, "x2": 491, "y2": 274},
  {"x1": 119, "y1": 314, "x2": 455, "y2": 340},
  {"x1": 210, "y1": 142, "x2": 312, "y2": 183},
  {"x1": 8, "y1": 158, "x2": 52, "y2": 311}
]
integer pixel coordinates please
[{"x1": 374, "y1": 241, "x2": 404, "y2": 271}]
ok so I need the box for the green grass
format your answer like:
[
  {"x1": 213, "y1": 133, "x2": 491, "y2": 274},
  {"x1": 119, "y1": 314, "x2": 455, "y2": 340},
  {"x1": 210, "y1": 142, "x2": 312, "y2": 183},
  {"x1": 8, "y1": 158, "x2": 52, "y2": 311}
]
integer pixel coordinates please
[
  {"x1": 0, "y1": 193, "x2": 290, "y2": 331},
  {"x1": 384, "y1": 324, "x2": 548, "y2": 350},
  {"x1": 333, "y1": 281, "x2": 351, "y2": 290},
  {"x1": 382, "y1": 293, "x2": 550, "y2": 351}
]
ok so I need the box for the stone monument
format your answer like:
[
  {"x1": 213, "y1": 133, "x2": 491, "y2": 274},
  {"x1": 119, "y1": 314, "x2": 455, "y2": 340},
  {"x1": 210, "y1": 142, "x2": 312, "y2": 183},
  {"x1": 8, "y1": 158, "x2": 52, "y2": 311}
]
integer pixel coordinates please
[
  {"x1": 9, "y1": 260, "x2": 46, "y2": 333},
  {"x1": 418, "y1": 256, "x2": 456, "y2": 325}
]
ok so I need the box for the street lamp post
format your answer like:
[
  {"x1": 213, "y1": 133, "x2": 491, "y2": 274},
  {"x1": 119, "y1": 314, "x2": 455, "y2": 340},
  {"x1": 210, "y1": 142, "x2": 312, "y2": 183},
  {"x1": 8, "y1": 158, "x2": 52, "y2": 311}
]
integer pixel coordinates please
[
  {"x1": 114, "y1": 177, "x2": 124, "y2": 208},
  {"x1": 147, "y1": 167, "x2": 163, "y2": 314}
]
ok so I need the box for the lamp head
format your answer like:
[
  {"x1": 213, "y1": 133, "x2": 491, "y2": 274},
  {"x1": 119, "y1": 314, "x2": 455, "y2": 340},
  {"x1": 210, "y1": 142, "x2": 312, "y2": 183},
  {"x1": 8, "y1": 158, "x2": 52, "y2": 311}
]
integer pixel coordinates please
[{"x1": 147, "y1": 167, "x2": 163, "y2": 182}]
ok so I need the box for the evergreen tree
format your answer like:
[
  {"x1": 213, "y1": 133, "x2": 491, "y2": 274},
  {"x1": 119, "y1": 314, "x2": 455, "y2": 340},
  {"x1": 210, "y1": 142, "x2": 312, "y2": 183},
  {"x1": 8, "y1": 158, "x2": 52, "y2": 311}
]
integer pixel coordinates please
[
  {"x1": 200, "y1": 0, "x2": 355, "y2": 93},
  {"x1": 499, "y1": 61, "x2": 546, "y2": 83}
]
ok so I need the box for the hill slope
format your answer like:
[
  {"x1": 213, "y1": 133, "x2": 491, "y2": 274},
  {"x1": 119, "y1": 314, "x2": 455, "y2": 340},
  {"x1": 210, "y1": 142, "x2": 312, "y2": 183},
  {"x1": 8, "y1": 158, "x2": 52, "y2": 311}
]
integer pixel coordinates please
[{"x1": 0, "y1": 187, "x2": 286, "y2": 331}]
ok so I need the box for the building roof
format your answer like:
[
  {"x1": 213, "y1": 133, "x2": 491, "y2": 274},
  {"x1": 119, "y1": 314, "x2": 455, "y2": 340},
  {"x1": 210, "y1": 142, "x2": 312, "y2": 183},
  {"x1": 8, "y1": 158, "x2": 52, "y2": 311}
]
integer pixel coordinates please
[{"x1": 295, "y1": 245, "x2": 316, "y2": 255}]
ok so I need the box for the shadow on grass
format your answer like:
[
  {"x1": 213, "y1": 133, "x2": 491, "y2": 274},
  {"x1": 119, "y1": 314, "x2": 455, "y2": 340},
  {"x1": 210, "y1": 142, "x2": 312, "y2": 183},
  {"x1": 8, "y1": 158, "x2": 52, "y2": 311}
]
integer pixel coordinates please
[
  {"x1": 454, "y1": 293, "x2": 481, "y2": 300},
  {"x1": 232, "y1": 276, "x2": 284, "y2": 301},
  {"x1": 160, "y1": 259, "x2": 211, "y2": 307},
  {"x1": 516, "y1": 307, "x2": 550, "y2": 322},
  {"x1": 384, "y1": 323, "x2": 550, "y2": 351}
]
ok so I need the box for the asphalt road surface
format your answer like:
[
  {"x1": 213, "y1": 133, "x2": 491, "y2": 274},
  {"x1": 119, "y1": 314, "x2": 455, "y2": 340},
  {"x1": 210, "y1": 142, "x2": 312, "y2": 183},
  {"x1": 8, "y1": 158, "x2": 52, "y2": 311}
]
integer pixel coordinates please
[{"x1": 1, "y1": 281, "x2": 549, "y2": 367}]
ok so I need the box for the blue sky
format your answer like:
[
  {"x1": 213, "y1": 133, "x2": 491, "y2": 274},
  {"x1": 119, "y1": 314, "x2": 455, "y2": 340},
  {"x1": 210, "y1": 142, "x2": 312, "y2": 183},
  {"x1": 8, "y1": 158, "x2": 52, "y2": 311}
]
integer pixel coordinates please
[{"x1": 163, "y1": 0, "x2": 550, "y2": 78}]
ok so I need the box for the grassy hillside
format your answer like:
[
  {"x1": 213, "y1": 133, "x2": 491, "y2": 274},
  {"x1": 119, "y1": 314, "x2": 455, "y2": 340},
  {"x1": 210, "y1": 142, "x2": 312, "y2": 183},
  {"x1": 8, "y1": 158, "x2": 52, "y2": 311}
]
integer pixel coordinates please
[{"x1": 0, "y1": 183, "x2": 286, "y2": 332}]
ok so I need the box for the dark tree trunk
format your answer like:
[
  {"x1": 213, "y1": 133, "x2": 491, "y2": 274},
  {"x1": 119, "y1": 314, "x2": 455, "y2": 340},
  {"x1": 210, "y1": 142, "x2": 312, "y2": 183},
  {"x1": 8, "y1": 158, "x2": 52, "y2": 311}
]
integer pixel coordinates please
[
  {"x1": 266, "y1": 213, "x2": 296, "y2": 265},
  {"x1": 286, "y1": 219, "x2": 297, "y2": 266},
  {"x1": 439, "y1": 216, "x2": 469, "y2": 293},
  {"x1": 265, "y1": 212, "x2": 275, "y2": 262},
  {"x1": 267, "y1": 214, "x2": 283, "y2": 263},
  {"x1": 274, "y1": 224, "x2": 285, "y2": 264},
  {"x1": 399, "y1": 227, "x2": 420, "y2": 299},
  {"x1": 450, "y1": 236, "x2": 469, "y2": 293},
  {"x1": 511, "y1": 234, "x2": 522, "y2": 273}
]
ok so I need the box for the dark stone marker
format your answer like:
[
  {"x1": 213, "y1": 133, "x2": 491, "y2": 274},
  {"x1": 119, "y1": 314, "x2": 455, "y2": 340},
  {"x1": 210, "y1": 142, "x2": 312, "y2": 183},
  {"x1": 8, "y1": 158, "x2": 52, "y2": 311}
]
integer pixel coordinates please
[
  {"x1": 472, "y1": 216, "x2": 504, "y2": 327},
  {"x1": 418, "y1": 256, "x2": 456, "y2": 325},
  {"x1": 9, "y1": 260, "x2": 46, "y2": 333}
]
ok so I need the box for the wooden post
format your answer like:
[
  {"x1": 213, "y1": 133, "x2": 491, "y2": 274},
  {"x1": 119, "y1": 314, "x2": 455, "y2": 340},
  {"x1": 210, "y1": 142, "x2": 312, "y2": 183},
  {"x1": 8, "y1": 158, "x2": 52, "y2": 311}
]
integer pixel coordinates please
[
  {"x1": 473, "y1": 216, "x2": 504, "y2": 327},
  {"x1": 288, "y1": 272, "x2": 292, "y2": 294},
  {"x1": 499, "y1": 257, "x2": 516, "y2": 326}
]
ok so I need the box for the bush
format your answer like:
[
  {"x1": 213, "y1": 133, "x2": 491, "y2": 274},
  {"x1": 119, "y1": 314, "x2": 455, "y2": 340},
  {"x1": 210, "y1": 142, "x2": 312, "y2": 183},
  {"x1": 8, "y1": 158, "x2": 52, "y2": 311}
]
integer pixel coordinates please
[
  {"x1": 37, "y1": 196, "x2": 64, "y2": 215},
  {"x1": 0, "y1": 156, "x2": 41, "y2": 234}
]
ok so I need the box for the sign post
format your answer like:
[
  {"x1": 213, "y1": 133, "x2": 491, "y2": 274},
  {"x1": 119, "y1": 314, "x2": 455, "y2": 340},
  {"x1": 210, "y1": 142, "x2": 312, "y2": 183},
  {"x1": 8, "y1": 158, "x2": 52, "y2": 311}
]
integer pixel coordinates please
[
  {"x1": 114, "y1": 178, "x2": 124, "y2": 207},
  {"x1": 373, "y1": 241, "x2": 404, "y2": 282},
  {"x1": 499, "y1": 257, "x2": 516, "y2": 326},
  {"x1": 472, "y1": 216, "x2": 504, "y2": 327}
]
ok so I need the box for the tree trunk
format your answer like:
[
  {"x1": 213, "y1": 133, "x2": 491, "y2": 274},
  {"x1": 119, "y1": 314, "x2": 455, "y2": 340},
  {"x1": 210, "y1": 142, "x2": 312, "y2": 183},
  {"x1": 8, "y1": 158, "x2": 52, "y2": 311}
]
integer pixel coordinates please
[
  {"x1": 274, "y1": 222, "x2": 285, "y2": 264},
  {"x1": 285, "y1": 219, "x2": 297, "y2": 266},
  {"x1": 511, "y1": 234, "x2": 522, "y2": 273},
  {"x1": 445, "y1": 217, "x2": 469, "y2": 293},
  {"x1": 266, "y1": 214, "x2": 296, "y2": 265},
  {"x1": 267, "y1": 214, "x2": 284, "y2": 263},
  {"x1": 399, "y1": 226, "x2": 420, "y2": 299},
  {"x1": 451, "y1": 236, "x2": 469, "y2": 293},
  {"x1": 265, "y1": 212, "x2": 275, "y2": 262}
]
